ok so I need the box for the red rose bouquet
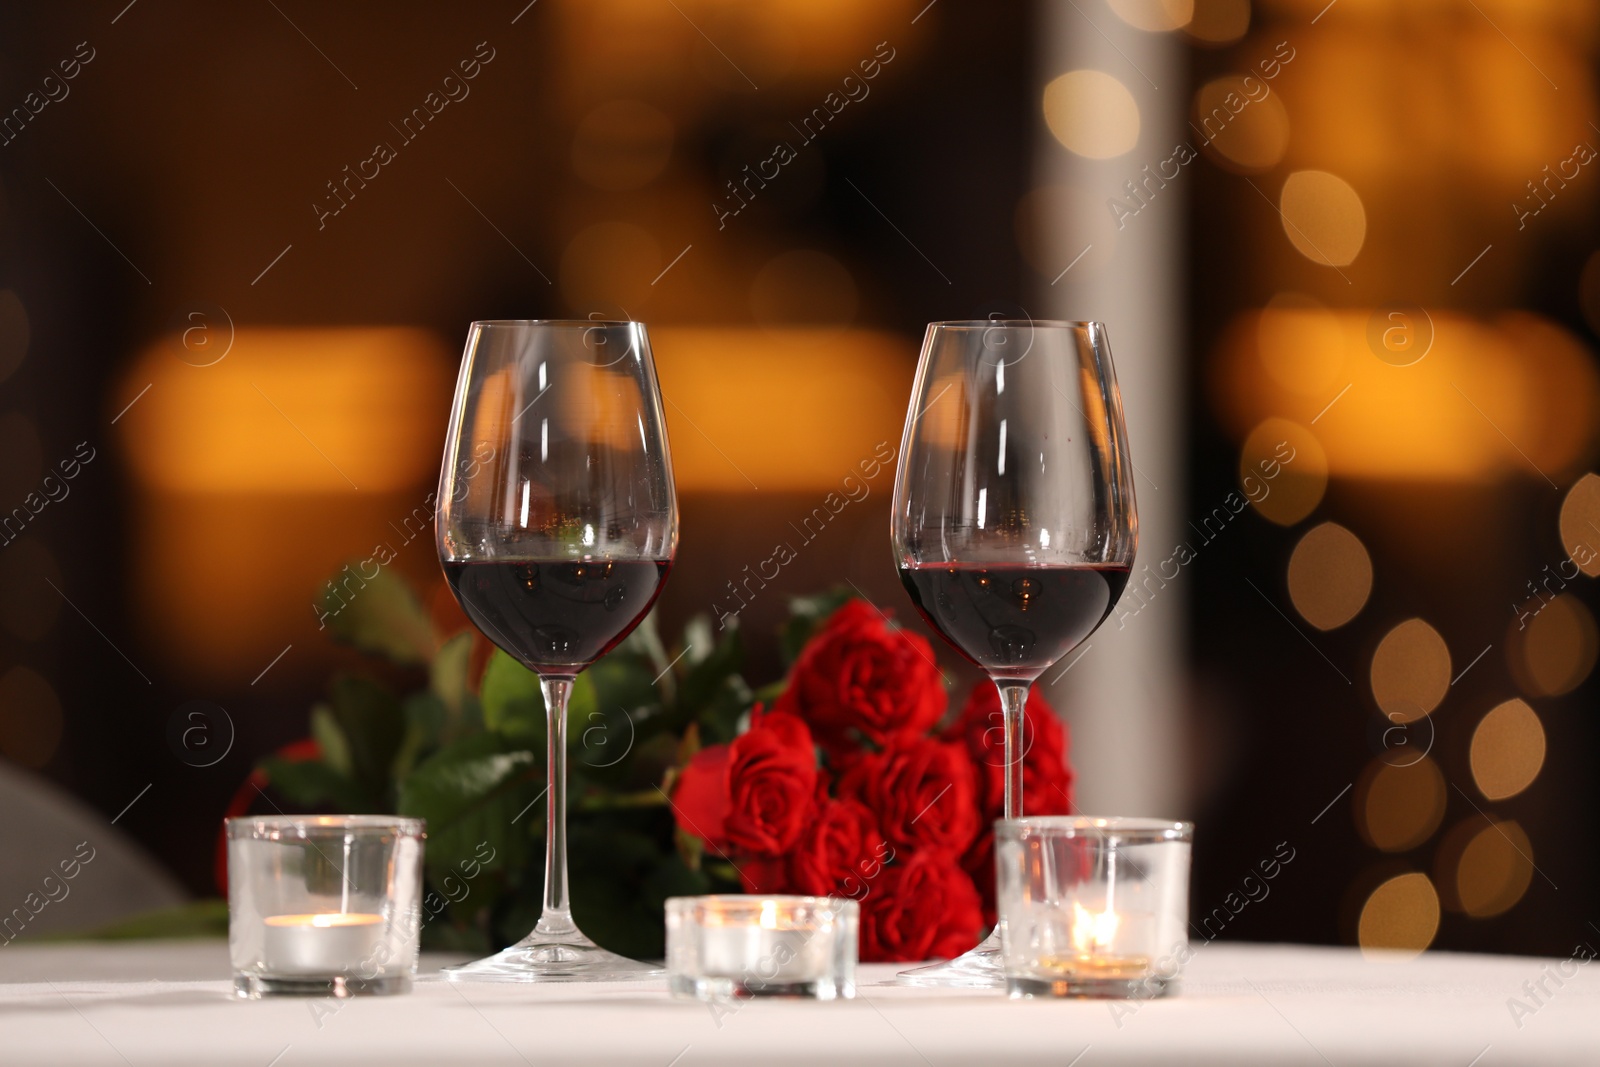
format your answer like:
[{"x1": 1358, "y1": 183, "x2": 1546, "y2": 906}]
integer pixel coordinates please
[{"x1": 670, "y1": 597, "x2": 1075, "y2": 962}]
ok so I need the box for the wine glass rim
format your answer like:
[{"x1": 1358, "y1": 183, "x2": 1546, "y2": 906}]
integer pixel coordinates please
[
  {"x1": 927, "y1": 318, "x2": 1102, "y2": 329},
  {"x1": 470, "y1": 318, "x2": 641, "y2": 329}
]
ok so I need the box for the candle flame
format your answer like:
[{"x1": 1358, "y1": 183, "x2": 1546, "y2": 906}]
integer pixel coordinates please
[
  {"x1": 1071, "y1": 902, "x2": 1120, "y2": 954},
  {"x1": 264, "y1": 913, "x2": 384, "y2": 929},
  {"x1": 759, "y1": 900, "x2": 780, "y2": 930}
]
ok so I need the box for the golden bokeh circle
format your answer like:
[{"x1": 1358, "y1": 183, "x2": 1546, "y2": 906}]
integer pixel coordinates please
[
  {"x1": 1107, "y1": 0, "x2": 1193, "y2": 32},
  {"x1": 1185, "y1": 0, "x2": 1249, "y2": 44},
  {"x1": 1356, "y1": 755, "x2": 1445, "y2": 853},
  {"x1": 1279, "y1": 171, "x2": 1367, "y2": 267},
  {"x1": 1194, "y1": 76, "x2": 1289, "y2": 171},
  {"x1": 571, "y1": 100, "x2": 675, "y2": 192},
  {"x1": 1358, "y1": 872, "x2": 1440, "y2": 957},
  {"x1": 1043, "y1": 70, "x2": 1141, "y2": 160},
  {"x1": 1469, "y1": 698, "x2": 1546, "y2": 801},
  {"x1": 1255, "y1": 293, "x2": 1344, "y2": 397},
  {"x1": 1559, "y1": 473, "x2": 1600, "y2": 577},
  {"x1": 1370, "y1": 619, "x2": 1451, "y2": 723},
  {"x1": 749, "y1": 250, "x2": 858, "y2": 332},
  {"x1": 1239, "y1": 418, "x2": 1328, "y2": 526},
  {"x1": 1509, "y1": 594, "x2": 1598, "y2": 697},
  {"x1": 1288, "y1": 522, "x2": 1372, "y2": 631},
  {"x1": 1455, "y1": 820, "x2": 1534, "y2": 918},
  {"x1": 0, "y1": 666, "x2": 63, "y2": 768}
]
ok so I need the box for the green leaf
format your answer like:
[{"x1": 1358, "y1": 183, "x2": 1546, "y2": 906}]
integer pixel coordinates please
[
  {"x1": 779, "y1": 587, "x2": 855, "y2": 664},
  {"x1": 317, "y1": 564, "x2": 436, "y2": 665},
  {"x1": 480, "y1": 651, "x2": 598, "y2": 746},
  {"x1": 481, "y1": 651, "x2": 542, "y2": 740},
  {"x1": 398, "y1": 733, "x2": 541, "y2": 876},
  {"x1": 695, "y1": 674, "x2": 756, "y2": 745},
  {"x1": 392, "y1": 691, "x2": 446, "y2": 782},
  {"x1": 259, "y1": 757, "x2": 374, "y2": 813},
  {"x1": 676, "y1": 617, "x2": 743, "y2": 717},
  {"x1": 309, "y1": 704, "x2": 352, "y2": 777},
  {"x1": 326, "y1": 674, "x2": 405, "y2": 801},
  {"x1": 431, "y1": 632, "x2": 474, "y2": 719}
]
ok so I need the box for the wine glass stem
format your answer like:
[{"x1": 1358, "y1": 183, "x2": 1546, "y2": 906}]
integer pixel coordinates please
[
  {"x1": 536, "y1": 675, "x2": 577, "y2": 937},
  {"x1": 998, "y1": 681, "x2": 1028, "y2": 821}
]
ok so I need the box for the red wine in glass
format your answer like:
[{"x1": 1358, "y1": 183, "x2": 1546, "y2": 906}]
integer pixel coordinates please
[
  {"x1": 443, "y1": 559, "x2": 671, "y2": 675},
  {"x1": 898, "y1": 562, "x2": 1130, "y2": 682}
]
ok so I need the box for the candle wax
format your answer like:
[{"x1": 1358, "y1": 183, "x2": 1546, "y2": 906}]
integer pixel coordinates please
[{"x1": 262, "y1": 913, "x2": 386, "y2": 976}]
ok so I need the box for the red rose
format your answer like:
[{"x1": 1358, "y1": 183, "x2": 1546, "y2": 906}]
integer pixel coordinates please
[
  {"x1": 772, "y1": 599, "x2": 946, "y2": 755},
  {"x1": 840, "y1": 736, "x2": 979, "y2": 858},
  {"x1": 945, "y1": 683, "x2": 1074, "y2": 922},
  {"x1": 670, "y1": 743, "x2": 733, "y2": 850},
  {"x1": 943, "y1": 683, "x2": 1074, "y2": 820},
  {"x1": 722, "y1": 710, "x2": 819, "y2": 857},
  {"x1": 789, "y1": 798, "x2": 886, "y2": 897},
  {"x1": 859, "y1": 850, "x2": 984, "y2": 962}
]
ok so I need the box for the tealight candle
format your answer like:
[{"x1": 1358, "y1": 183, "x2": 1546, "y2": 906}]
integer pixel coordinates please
[
  {"x1": 667, "y1": 895, "x2": 857, "y2": 1000},
  {"x1": 997, "y1": 817, "x2": 1193, "y2": 1000},
  {"x1": 262, "y1": 913, "x2": 387, "y2": 976},
  {"x1": 227, "y1": 815, "x2": 424, "y2": 999}
]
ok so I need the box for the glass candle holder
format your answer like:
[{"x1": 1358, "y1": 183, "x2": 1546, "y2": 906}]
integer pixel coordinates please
[
  {"x1": 227, "y1": 816, "x2": 424, "y2": 999},
  {"x1": 666, "y1": 895, "x2": 857, "y2": 1000},
  {"x1": 997, "y1": 817, "x2": 1193, "y2": 1000}
]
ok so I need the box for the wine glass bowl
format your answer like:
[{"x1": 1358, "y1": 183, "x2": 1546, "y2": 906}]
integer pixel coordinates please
[
  {"x1": 891, "y1": 319, "x2": 1137, "y2": 987},
  {"x1": 435, "y1": 319, "x2": 677, "y2": 981}
]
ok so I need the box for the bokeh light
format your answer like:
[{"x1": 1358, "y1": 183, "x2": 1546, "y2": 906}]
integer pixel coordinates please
[
  {"x1": 1288, "y1": 521, "x2": 1373, "y2": 630},
  {"x1": 1213, "y1": 311, "x2": 1600, "y2": 483},
  {"x1": 571, "y1": 100, "x2": 675, "y2": 191},
  {"x1": 1279, "y1": 170, "x2": 1367, "y2": 267},
  {"x1": 1469, "y1": 698, "x2": 1546, "y2": 800},
  {"x1": 1560, "y1": 473, "x2": 1600, "y2": 577},
  {"x1": 0, "y1": 290, "x2": 28, "y2": 387},
  {"x1": 1043, "y1": 70, "x2": 1141, "y2": 160},
  {"x1": 1358, "y1": 872, "x2": 1440, "y2": 957},
  {"x1": 119, "y1": 328, "x2": 452, "y2": 493},
  {"x1": 1107, "y1": 0, "x2": 1194, "y2": 32},
  {"x1": 0, "y1": 665, "x2": 63, "y2": 768},
  {"x1": 1437, "y1": 817, "x2": 1535, "y2": 919},
  {"x1": 1194, "y1": 76, "x2": 1289, "y2": 171},
  {"x1": 1240, "y1": 417, "x2": 1328, "y2": 525},
  {"x1": 1255, "y1": 294, "x2": 1344, "y2": 397},
  {"x1": 1509, "y1": 594, "x2": 1598, "y2": 697},
  {"x1": 1370, "y1": 619, "x2": 1451, "y2": 723},
  {"x1": 1356, "y1": 755, "x2": 1445, "y2": 852}
]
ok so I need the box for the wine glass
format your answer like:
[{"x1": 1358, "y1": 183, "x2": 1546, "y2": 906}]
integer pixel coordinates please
[
  {"x1": 435, "y1": 319, "x2": 677, "y2": 981},
  {"x1": 890, "y1": 319, "x2": 1137, "y2": 987}
]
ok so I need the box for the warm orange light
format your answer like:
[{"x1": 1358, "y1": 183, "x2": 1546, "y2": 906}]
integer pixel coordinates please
[
  {"x1": 1370, "y1": 619, "x2": 1450, "y2": 723},
  {"x1": 1279, "y1": 170, "x2": 1367, "y2": 267},
  {"x1": 1212, "y1": 310, "x2": 1600, "y2": 483},
  {"x1": 650, "y1": 328, "x2": 911, "y2": 492},
  {"x1": 1357, "y1": 872, "x2": 1439, "y2": 957},
  {"x1": 1356, "y1": 756, "x2": 1445, "y2": 853},
  {"x1": 1469, "y1": 698, "x2": 1546, "y2": 800},
  {"x1": 1043, "y1": 70, "x2": 1141, "y2": 160},
  {"x1": 117, "y1": 328, "x2": 453, "y2": 493},
  {"x1": 1288, "y1": 521, "x2": 1372, "y2": 630}
]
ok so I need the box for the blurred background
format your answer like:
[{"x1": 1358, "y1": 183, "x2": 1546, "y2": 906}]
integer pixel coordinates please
[{"x1": 0, "y1": 0, "x2": 1596, "y2": 957}]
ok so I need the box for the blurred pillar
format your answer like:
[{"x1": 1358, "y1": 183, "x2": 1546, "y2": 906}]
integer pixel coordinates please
[{"x1": 1035, "y1": 0, "x2": 1186, "y2": 817}]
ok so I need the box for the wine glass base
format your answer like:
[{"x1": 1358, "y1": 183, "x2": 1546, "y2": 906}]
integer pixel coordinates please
[
  {"x1": 894, "y1": 930, "x2": 1004, "y2": 989},
  {"x1": 443, "y1": 933, "x2": 664, "y2": 983}
]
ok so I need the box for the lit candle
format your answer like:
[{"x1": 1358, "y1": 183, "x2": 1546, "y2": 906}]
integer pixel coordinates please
[
  {"x1": 1040, "y1": 902, "x2": 1150, "y2": 980},
  {"x1": 698, "y1": 899, "x2": 830, "y2": 983},
  {"x1": 262, "y1": 913, "x2": 386, "y2": 976}
]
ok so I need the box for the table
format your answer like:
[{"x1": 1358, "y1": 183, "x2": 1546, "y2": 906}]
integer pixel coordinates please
[{"x1": 2, "y1": 940, "x2": 1596, "y2": 1065}]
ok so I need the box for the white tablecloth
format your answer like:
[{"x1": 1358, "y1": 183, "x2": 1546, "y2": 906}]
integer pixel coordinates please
[{"x1": 2, "y1": 940, "x2": 1595, "y2": 1065}]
